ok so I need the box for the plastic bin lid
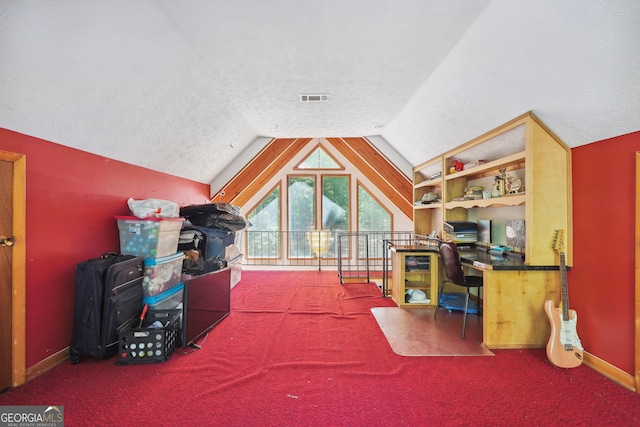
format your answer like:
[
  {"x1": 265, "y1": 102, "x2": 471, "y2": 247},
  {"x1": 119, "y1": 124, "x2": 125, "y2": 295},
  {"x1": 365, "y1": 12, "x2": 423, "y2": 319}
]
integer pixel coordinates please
[
  {"x1": 115, "y1": 215, "x2": 185, "y2": 222},
  {"x1": 142, "y1": 283, "x2": 184, "y2": 304},
  {"x1": 144, "y1": 252, "x2": 186, "y2": 266}
]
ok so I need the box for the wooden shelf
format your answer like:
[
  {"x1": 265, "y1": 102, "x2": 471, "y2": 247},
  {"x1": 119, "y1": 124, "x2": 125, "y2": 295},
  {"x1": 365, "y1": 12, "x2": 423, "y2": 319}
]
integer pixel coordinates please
[
  {"x1": 445, "y1": 194, "x2": 526, "y2": 209},
  {"x1": 391, "y1": 251, "x2": 438, "y2": 307},
  {"x1": 414, "y1": 177, "x2": 442, "y2": 188},
  {"x1": 405, "y1": 281, "x2": 431, "y2": 289},
  {"x1": 444, "y1": 151, "x2": 526, "y2": 181},
  {"x1": 413, "y1": 202, "x2": 443, "y2": 210}
]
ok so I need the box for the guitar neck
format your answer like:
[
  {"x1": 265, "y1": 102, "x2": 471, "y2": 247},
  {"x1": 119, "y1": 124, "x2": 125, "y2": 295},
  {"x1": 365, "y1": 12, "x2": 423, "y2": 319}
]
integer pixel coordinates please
[{"x1": 560, "y1": 252, "x2": 569, "y2": 321}]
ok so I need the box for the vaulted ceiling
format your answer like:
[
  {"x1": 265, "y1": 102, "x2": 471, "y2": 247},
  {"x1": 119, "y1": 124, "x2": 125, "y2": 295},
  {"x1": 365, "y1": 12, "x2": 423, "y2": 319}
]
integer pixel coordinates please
[{"x1": 1, "y1": 1, "x2": 639, "y2": 186}]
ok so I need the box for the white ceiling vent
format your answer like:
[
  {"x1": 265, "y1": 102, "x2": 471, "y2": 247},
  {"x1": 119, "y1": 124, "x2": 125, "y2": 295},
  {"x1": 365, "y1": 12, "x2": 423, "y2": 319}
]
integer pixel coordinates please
[{"x1": 299, "y1": 93, "x2": 330, "y2": 102}]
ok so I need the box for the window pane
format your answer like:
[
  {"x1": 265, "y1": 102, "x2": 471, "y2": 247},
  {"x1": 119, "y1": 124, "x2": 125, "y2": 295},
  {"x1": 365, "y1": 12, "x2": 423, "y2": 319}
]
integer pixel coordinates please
[
  {"x1": 298, "y1": 146, "x2": 341, "y2": 169},
  {"x1": 358, "y1": 185, "x2": 391, "y2": 232},
  {"x1": 358, "y1": 185, "x2": 391, "y2": 257},
  {"x1": 322, "y1": 176, "x2": 349, "y2": 231},
  {"x1": 288, "y1": 176, "x2": 315, "y2": 257},
  {"x1": 247, "y1": 186, "x2": 280, "y2": 258}
]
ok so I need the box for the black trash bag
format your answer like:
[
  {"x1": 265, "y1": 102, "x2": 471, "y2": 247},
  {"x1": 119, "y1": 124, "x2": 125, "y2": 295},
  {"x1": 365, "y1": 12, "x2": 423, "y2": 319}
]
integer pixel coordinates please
[
  {"x1": 208, "y1": 213, "x2": 251, "y2": 232},
  {"x1": 180, "y1": 203, "x2": 249, "y2": 231},
  {"x1": 199, "y1": 255, "x2": 228, "y2": 275},
  {"x1": 180, "y1": 203, "x2": 239, "y2": 219}
]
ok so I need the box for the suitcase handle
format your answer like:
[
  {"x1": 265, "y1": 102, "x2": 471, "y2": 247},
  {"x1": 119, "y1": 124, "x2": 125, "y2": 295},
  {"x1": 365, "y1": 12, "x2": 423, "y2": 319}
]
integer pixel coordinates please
[
  {"x1": 83, "y1": 295, "x2": 94, "y2": 328},
  {"x1": 100, "y1": 252, "x2": 119, "y2": 259}
]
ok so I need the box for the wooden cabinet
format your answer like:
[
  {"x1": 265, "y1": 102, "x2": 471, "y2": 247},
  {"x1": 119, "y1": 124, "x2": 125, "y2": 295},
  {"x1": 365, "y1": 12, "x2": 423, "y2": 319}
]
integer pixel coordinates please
[
  {"x1": 391, "y1": 250, "x2": 438, "y2": 307},
  {"x1": 412, "y1": 112, "x2": 572, "y2": 266},
  {"x1": 482, "y1": 269, "x2": 555, "y2": 348}
]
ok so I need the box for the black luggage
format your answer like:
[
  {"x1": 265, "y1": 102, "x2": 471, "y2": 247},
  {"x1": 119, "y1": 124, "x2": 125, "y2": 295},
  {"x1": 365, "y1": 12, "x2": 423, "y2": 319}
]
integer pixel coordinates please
[
  {"x1": 70, "y1": 254, "x2": 144, "y2": 364},
  {"x1": 178, "y1": 224, "x2": 235, "y2": 260}
]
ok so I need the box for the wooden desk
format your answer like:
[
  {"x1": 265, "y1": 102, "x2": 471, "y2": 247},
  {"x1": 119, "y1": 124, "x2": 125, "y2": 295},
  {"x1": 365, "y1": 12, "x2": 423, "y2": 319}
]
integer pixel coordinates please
[{"x1": 391, "y1": 246, "x2": 559, "y2": 349}]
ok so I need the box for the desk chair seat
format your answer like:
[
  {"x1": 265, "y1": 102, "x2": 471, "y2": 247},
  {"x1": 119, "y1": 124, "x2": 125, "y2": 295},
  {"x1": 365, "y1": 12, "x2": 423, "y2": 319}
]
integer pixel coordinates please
[{"x1": 434, "y1": 241, "x2": 483, "y2": 338}]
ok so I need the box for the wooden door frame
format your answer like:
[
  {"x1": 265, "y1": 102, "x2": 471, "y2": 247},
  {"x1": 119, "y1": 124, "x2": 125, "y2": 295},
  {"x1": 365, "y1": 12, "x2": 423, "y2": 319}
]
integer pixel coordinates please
[
  {"x1": 635, "y1": 153, "x2": 640, "y2": 393},
  {"x1": 0, "y1": 150, "x2": 26, "y2": 387}
]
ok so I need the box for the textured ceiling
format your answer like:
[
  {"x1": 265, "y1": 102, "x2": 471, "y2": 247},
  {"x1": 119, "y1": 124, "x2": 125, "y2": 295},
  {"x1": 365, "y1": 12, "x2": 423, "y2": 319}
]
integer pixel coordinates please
[{"x1": 1, "y1": 0, "x2": 639, "y2": 185}]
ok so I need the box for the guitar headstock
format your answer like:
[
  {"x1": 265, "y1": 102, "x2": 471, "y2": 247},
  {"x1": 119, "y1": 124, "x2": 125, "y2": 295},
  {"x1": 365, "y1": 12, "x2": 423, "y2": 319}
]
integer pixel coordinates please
[{"x1": 551, "y1": 229, "x2": 565, "y2": 253}]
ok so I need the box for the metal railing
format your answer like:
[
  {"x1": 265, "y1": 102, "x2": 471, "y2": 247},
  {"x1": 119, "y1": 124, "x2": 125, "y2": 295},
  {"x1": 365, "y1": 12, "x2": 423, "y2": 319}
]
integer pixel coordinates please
[{"x1": 241, "y1": 230, "x2": 416, "y2": 273}]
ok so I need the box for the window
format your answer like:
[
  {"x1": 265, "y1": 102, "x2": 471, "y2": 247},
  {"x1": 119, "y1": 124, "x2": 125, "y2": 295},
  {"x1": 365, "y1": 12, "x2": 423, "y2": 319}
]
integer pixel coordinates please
[
  {"x1": 322, "y1": 175, "x2": 349, "y2": 231},
  {"x1": 357, "y1": 182, "x2": 391, "y2": 232},
  {"x1": 246, "y1": 184, "x2": 281, "y2": 259},
  {"x1": 288, "y1": 176, "x2": 315, "y2": 257},
  {"x1": 246, "y1": 142, "x2": 398, "y2": 264},
  {"x1": 296, "y1": 145, "x2": 343, "y2": 170}
]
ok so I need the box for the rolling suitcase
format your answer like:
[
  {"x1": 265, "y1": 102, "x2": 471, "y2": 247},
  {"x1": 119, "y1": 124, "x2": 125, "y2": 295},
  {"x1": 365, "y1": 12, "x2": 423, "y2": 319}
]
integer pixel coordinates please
[{"x1": 70, "y1": 253, "x2": 144, "y2": 364}]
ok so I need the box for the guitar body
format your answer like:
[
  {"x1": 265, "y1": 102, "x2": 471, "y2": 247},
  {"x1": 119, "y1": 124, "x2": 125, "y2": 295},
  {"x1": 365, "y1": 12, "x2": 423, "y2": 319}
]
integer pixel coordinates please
[{"x1": 544, "y1": 299, "x2": 583, "y2": 368}]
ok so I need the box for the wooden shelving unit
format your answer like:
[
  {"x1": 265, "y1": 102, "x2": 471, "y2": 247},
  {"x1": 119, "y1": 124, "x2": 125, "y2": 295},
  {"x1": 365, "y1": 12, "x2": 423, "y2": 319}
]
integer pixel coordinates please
[
  {"x1": 391, "y1": 250, "x2": 438, "y2": 307},
  {"x1": 411, "y1": 112, "x2": 572, "y2": 266},
  {"x1": 412, "y1": 156, "x2": 443, "y2": 236},
  {"x1": 405, "y1": 112, "x2": 573, "y2": 348}
]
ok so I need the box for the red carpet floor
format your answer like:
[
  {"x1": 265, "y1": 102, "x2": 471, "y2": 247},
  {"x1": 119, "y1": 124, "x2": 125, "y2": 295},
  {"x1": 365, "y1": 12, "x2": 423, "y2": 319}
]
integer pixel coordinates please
[{"x1": 1, "y1": 270, "x2": 638, "y2": 426}]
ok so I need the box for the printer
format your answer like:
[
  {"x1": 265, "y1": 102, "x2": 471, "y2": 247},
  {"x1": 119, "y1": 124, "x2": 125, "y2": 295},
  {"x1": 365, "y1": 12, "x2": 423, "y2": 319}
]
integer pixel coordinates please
[{"x1": 443, "y1": 221, "x2": 478, "y2": 243}]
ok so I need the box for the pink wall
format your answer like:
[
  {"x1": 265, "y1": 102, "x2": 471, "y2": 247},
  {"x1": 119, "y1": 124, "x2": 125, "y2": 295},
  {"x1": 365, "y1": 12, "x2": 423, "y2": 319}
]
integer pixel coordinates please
[
  {"x1": 571, "y1": 130, "x2": 640, "y2": 375},
  {"x1": 0, "y1": 128, "x2": 210, "y2": 367}
]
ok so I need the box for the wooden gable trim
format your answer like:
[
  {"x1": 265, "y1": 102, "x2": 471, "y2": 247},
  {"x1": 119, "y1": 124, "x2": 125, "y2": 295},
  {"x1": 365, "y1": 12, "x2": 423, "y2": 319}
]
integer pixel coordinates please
[
  {"x1": 344, "y1": 137, "x2": 413, "y2": 200},
  {"x1": 326, "y1": 137, "x2": 413, "y2": 219},
  {"x1": 218, "y1": 136, "x2": 412, "y2": 220},
  {"x1": 219, "y1": 138, "x2": 311, "y2": 207}
]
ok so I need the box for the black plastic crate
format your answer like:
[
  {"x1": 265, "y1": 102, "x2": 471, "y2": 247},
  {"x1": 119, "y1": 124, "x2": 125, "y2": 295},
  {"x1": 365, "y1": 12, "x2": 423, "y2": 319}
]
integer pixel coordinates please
[{"x1": 117, "y1": 309, "x2": 181, "y2": 365}]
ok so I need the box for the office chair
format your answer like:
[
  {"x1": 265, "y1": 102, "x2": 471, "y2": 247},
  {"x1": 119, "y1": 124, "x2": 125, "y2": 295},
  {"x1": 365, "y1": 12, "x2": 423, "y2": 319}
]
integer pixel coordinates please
[{"x1": 434, "y1": 241, "x2": 483, "y2": 338}]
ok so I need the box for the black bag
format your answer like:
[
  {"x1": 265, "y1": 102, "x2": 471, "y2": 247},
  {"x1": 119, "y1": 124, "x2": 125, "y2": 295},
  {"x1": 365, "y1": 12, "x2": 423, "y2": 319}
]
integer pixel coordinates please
[
  {"x1": 181, "y1": 251, "x2": 227, "y2": 275},
  {"x1": 178, "y1": 224, "x2": 235, "y2": 260},
  {"x1": 180, "y1": 203, "x2": 250, "y2": 231},
  {"x1": 69, "y1": 253, "x2": 144, "y2": 364}
]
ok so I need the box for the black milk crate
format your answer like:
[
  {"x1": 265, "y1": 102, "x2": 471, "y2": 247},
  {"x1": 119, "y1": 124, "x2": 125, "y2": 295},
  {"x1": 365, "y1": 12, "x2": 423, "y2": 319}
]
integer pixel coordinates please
[{"x1": 117, "y1": 309, "x2": 181, "y2": 365}]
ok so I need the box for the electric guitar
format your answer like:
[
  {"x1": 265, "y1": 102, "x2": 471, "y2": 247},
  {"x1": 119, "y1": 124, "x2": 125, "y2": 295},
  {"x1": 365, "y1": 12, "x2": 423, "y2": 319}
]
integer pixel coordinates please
[{"x1": 544, "y1": 230, "x2": 583, "y2": 368}]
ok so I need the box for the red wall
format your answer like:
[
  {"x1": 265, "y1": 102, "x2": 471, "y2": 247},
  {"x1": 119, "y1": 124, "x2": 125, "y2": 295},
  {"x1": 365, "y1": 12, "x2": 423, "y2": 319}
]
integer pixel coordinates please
[
  {"x1": 571, "y1": 130, "x2": 640, "y2": 374},
  {"x1": 0, "y1": 128, "x2": 210, "y2": 368},
  {"x1": 2, "y1": 126, "x2": 639, "y2": 376}
]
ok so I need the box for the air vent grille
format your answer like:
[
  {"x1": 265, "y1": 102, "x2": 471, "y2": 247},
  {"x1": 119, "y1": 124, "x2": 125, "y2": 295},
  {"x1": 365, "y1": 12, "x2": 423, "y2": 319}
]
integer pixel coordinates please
[{"x1": 299, "y1": 93, "x2": 330, "y2": 102}]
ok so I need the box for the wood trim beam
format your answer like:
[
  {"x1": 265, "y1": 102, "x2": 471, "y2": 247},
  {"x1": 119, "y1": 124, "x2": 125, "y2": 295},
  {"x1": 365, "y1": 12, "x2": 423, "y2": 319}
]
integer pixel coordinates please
[
  {"x1": 342, "y1": 137, "x2": 413, "y2": 200},
  {"x1": 222, "y1": 138, "x2": 311, "y2": 207},
  {"x1": 326, "y1": 137, "x2": 413, "y2": 219}
]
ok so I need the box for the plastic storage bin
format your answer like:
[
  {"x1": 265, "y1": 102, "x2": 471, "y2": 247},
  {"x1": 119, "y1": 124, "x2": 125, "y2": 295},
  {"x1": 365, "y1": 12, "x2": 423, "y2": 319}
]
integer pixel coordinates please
[
  {"x1": 142, "y1": 283, "x2": 184, "y2": 311},
  {"x1": 143, "y1": 252, "x2": 185, "y2": 296},
  {"x1": 117, "y1": 309, "x2": 181, "y2": 365},
  {"x1": 116, "y1": 216, "x2": 184, "y2": 258}
]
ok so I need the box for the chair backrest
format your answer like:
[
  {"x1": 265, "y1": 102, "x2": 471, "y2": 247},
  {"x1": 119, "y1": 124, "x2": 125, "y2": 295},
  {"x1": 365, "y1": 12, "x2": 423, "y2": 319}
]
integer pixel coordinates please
[{"x1": 439, "y1": 241, "x2": 467, "y2": 286}]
